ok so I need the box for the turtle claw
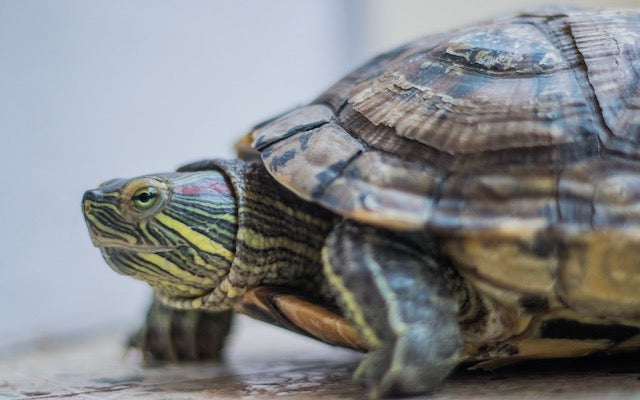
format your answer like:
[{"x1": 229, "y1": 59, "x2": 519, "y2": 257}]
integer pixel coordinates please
[
  {"x1": 353, "y1": 348, "x2": 393, "y2": 399},
  {"x1": 130, "y1": 297, "x2": 233, "y2": 362},
  {"x1": 354, "y1": 341, "x2": 456, "y2": 399}
]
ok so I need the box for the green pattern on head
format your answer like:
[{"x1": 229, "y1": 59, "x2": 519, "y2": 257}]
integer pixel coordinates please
[
  {"x1": 84, "y1": 160, "x2": 338, "y2": 311},
  {"x1": 83, "y1": 170, "x2": 238, "y2": 299}
]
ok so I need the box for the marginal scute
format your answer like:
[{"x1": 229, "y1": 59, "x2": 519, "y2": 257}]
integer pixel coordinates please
[
  {"x1": 319, "y1": 151, "x2": 443, "y2": 230},
  {"x1": 234, "y1": 132, "x2": 261, "y2": 161},
  {"x1": 252, "y1": 104, "x2": 336, "y2": 150},
  {"x1": 432, "y1": 167, "x2": 558, "y2": 230},
  {"x1": 259, "y1": 122, "x2": 365, "y2": 202},
  {"x1": 557, "y1": 228, "x2": 640, "y2": 319},
  {"x1": 443, "y1": 227, "x2": 557, "y2": 297},
  {"x1": 558, "y1": 160, "x2": 640, "y2": 228},
  {"x1": 314, "y1": 43, "x2": 417, "y2": 112}
]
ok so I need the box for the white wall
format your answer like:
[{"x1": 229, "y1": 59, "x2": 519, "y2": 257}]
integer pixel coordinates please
[
  {"x1": 0, "y1": 0, "x2": 360, "y2": 350},
  {"x1": 1, "y1": 0, "x2": 637, "y2": 350}
]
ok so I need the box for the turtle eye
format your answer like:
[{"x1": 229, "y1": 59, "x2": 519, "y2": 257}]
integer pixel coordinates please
[{"x1": 132, "y1": 187, "x2": 158, "y2": 210}]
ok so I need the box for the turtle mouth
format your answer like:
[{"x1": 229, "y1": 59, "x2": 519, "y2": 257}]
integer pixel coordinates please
[{"x1": 91, "y1": 238, "x2": 174, "y2": 253}]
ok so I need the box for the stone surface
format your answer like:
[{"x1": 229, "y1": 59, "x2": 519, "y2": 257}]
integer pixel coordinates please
[{"x1": 1, "y1": 316, "x2": 639, "y2": 399}]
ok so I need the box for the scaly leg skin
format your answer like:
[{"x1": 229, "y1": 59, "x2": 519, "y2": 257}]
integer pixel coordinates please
[
  {"x1": 129, "y1": 296, "x2": 233, "y2": 362},
  {"x1": 323, "y1": 221, "x2": 463, "y2": 398}
]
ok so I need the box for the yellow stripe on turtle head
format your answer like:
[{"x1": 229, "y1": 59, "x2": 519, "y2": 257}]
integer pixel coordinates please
[{"x1": 155, "y1": 212, "x2": 234, "y2": 261}]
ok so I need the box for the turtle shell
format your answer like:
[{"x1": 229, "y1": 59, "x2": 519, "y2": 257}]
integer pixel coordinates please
[
  {"x1": 252, "y1": 8, "x2": 640, "y2": 232},
  {"x1": 250, "y1": 8, "x2": 640, "y2": 328}
]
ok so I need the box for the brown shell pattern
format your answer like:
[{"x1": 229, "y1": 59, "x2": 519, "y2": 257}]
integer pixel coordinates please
[{"x1": 252, "y1": 9, "x2": 640, "y2": 233}]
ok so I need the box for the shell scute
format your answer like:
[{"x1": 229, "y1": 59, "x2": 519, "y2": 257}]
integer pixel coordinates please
[
  {"x1": 432, "y1": 167, "x2": 558, "y2": 230},
  {"x1": 348, "y1": 35, "x2": 597, "y2": 155},
  {"x1": 252, "y1": 104, "x2": 335, "y2": 150},
  {"x1": 318, "y1": 151, "x2": 444, "y2": 230},
  {"x1": 566, "y1": 11, "x2": 640, "y2": 155},
  {"x1": 558, "y1": 160, "x2": 640, "y2": 228},
  {"x1": 435, "y1": 23, "x2": 568, "y2": 75},
  {"x1": 259, "y1": 115, "x2": 365, "y2": 202}
]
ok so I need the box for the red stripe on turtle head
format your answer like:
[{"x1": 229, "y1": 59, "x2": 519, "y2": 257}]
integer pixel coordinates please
[{"x1": 175, "y1": 177, "x2": 231, "y2": 196}]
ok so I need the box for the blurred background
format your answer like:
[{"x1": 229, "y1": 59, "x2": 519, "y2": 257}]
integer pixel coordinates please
[{"x1": 1, "y1": 0, "x2": 638, "y2": 352}]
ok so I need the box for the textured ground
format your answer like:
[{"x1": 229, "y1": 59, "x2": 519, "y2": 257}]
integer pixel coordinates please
[{"x1": 1, "y1": 316, "x2": 640, "y2": 399}]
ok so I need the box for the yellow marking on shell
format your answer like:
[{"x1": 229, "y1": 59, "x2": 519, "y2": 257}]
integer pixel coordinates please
[
  {"x1": 464, "y1": 306, "x2": 640, "y2": 367},
  {"x1": 558, "y1": 228, "x2": 640, "y2": 319},
  {"x1": 444, "y1": 228, "x2": 556, "y2": 296},
  {"x1": 514, "y1": 337, "x2": 610, "y2": 358},
  {"x1": 155, "y1": 213, "x2": 234, "y2": 260},
  {"x1": 322, "y1": 247, "x2": 382, "y2": 349},
  {"x1": 349, "y1": 208, "x2": 425, "y2": 231},
  {"x1": 470, "y1": 338, "x2": 612, "y2": 370},
  {"x1": 138, "y1": 252, "x2": 216, "y2": 288}
]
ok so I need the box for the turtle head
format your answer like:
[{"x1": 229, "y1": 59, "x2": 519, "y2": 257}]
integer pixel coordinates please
[{"x1": 82, "y1": 171, "x2": 237, "y2": 301}]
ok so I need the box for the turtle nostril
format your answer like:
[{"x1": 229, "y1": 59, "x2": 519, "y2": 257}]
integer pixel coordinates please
[
  {"x1": 83, "y1": 201, "x2": 92, "y2": 214},
  {"x1": 83, "y1": 189, "x2": 99, "y2": 203},
  {"x1": 82, "y1": 189, "x2": 103, "y2": 215}
]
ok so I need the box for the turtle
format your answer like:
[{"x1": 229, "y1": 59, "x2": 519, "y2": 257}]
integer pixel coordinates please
[{"x1": 82, "y1": 7, "x2": 640, "y2": 398}]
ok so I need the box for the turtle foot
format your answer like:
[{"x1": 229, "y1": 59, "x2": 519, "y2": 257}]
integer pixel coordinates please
[
  {"x1": 130, "y1": 297, "x2": 233, "y2": 362},
  {"x1": 353, "y1": 337, "x2": 458, "y2": 399}
]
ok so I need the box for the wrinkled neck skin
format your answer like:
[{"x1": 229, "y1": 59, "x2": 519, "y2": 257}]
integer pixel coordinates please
[
  {"x1": 191, "y1": 160, "x2": 338, "y2": 311},
  {"x1": 151, "y1": 160, "x2": 338, "y2": 311}
]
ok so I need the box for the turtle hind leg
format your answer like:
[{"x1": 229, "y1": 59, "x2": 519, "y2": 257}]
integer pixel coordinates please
[
  {"x1": 130, "y1": 296, "x2": 233, "y2": 362},
  {"x1": 323, "y1": 221, "x2": 464, "y2": 398}
]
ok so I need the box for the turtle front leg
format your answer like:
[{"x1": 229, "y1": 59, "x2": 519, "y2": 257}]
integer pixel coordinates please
[
  {"x1": 130, "y1": 296, "x2": 233, "y2": 362},
  {"x1": 323, "y1": 221, "x2": 464, "y2": 398}
]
